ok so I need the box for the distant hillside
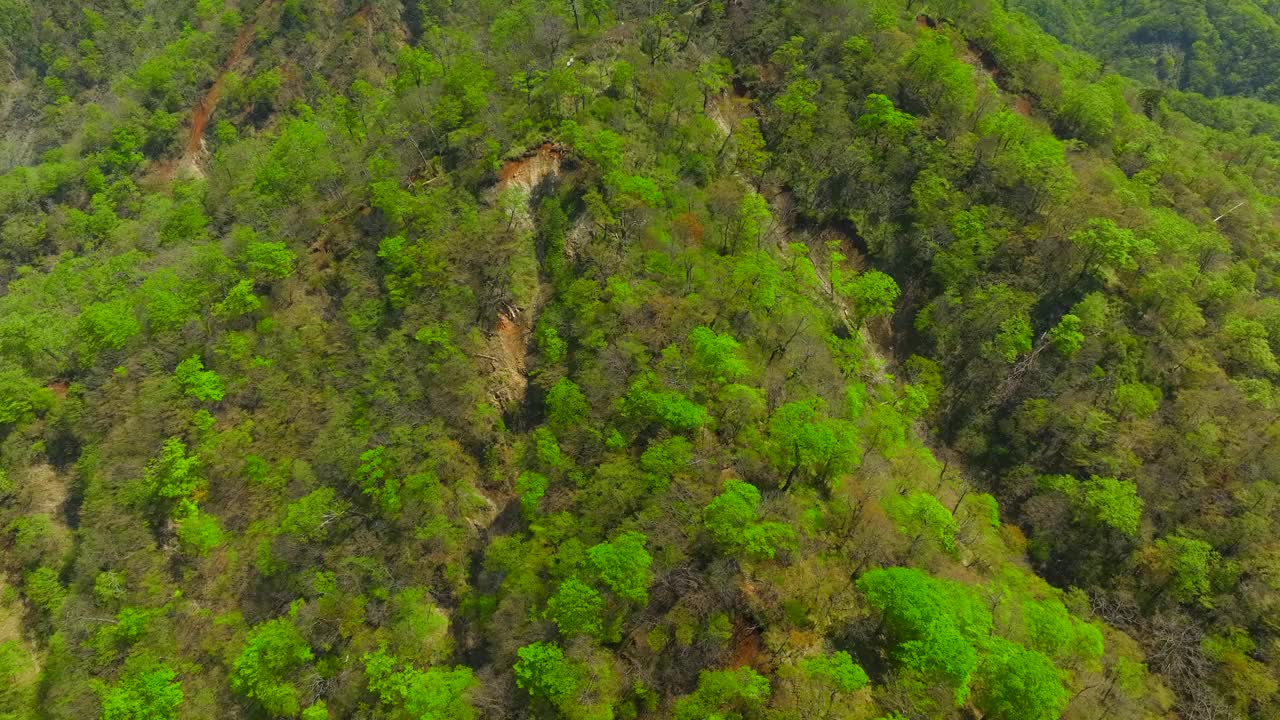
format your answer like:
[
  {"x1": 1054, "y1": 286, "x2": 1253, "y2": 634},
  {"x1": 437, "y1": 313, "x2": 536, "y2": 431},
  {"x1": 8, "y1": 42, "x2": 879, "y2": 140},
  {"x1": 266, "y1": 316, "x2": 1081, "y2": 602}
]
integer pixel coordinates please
[{"x1": 1011, "y1": 0, "x2": 1280, "y2": 101}]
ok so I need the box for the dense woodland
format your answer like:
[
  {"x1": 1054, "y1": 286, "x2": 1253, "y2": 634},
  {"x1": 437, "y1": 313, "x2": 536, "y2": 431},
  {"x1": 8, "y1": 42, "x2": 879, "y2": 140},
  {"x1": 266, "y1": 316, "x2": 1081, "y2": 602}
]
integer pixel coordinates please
[
  {"x1": 1009, "y1": 0, "x2": 1280, "y2": 103},
  {"x1": 1, "y1": 1, "x2": 1279, "y2": 719}
]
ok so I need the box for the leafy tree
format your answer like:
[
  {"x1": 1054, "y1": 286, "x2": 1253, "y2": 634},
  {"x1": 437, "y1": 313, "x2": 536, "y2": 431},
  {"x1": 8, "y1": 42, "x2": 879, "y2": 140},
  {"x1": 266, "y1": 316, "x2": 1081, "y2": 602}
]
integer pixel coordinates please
[
  {"x1": 545, "y1": 378, "x2": 589, "y2": 431},
  {"x1": 687, "y1": 326, "x2": 748, "y2": 383},
  {"x1": 98, "y1": 658, "x2": 183, "y2": 720},
  {"x1": 245, "y1": 240, "x2": 297, "y2": 282},
  {"x1": 1020, "y1": 597, "x2": 1104, "y2": 665},
  {"x1": 973, "y1": 637, "x2": 1067, "y2": 720},
  {"x1": 731, "y1": 117, "x2": 770, "y2": 181},
  {"x1": 620, "y1": 373, "x2": 711, "y2": 432},
  {"x1": 884, "y1": 492, "x2": 960, "y2": 556},
  {"x1": 1070, "y1": 218, "x2": 1154, "y2": 283},
  {"x1": 175, "y1": 509, "x2": 224, "y2": 555},
  {"x1": 281, "y1": 487, "x2": 347, "y2": 542},
  {"x1": 1041, "y1": 475, "x2": 1143, "y2": 537},
  {"x1": 1058, "y1": 80, "x2": 1118, "y2": 143},
  {"x1": 515, "y1": 471, "x2": 549, "y2": 518},
  {"x1": 364, "y1": 646, "x2": 477, "y2": 720},
  {"x1": 1143, "y1": 535, "x2": 1220, "y2": 607},
  {"x1": 141, "y1": 269, "x2": 199, "y2": 332},
  {"x1": 230, "y1": 616, "x2": 314, "y2": 718},
  {"x1": 735, "y1": 191, "x2": 772, "y2": 252},
  {"x1": 140, "y1": 438, "x2": 203, "y2": 508},
  {"x1": 899, "y1": 33, "x2": 976, "y2": 131},
  {"x1": 1114, "y1": 383, "x2": 1160, "y2": 419},
  {"x1": 673, "y1": 667, "x2": 771, "y2": 720},
  {"x1": 1047, "y1": 314, "x2": 1084, "y2": 356},
  {"x1": 858, "y1": 93, "x2": 916, "y2": 144},
  {"x1": 1078, "y1": 476, "x2": 1143, "y2": 537},
  {"x1": 253, "y1": 116, "x2": 340, "y2": 202},
  {"x1": 544, "y1": 578, "x2": 604, "y2": 638},
  {"x1": 0, "y1": 368, "x2": 54, "y2": 425},
  {"x1": 214, "y1": 279, "x2": 263, "y2": 319},
  {"x1": 774, "y1": 72, "x2": 820, "y2": 140},
  {"x1": 513, "y1": 642, "x2": 578, "y2": 703},
  {"x1": 356, "y1": 446, "x2": 403, "y2": 514},
  {"x1": 78, "y1": 299, "x2": 141, "y2": 357},
  {"x1": 639, "y1": 436, "x2": 692, "y2": 490},
  {"x1": 857, "y1": 568, "x2": 989, "y2": 702},
  {"x1": 0, "y1": 639, "x2": 36, "y2": 717},
  {"x1": 24, "y1": 566, "x2": 65, "y2": 614},
  {"x1": 1220, "y1": 316, "x2": 1278, "y2": 375},
  {"x1": 697, "y1": 57, "x2": 732, "y2": 106},
  {"x1": 174, "y1": 355, "x2": 225, "y2": 402},
  {"x1": 387, "y1": 588, "x2": 453, "y2": 667},
  {"x1": 587, "y1": 531, "x2": 652, "y2": 604},
  {"x1": 838, "y1": 270, "x2": 900, "y2": 325},
  {"x1": 703, "y1": 479, "x2": 796, "y2": 560},
  {"x1": 766, "y1": 399, "x2": 860, "y2": 488},
  {"x1": 801, "y1": 651, "x2": 869, "y2": 693}
]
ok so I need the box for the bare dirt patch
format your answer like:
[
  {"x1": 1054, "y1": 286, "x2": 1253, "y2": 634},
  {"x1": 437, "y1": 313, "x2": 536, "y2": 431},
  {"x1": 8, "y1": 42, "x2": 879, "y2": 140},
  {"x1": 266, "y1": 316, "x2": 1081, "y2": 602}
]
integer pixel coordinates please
[
  {"x1": 962, "y1": 41, "x2": 1000, "y2": 79},
  {"x1": 23, "y1": 463, "x2": 67, "y2": 518},
  {"x1": 487, "y1": 310, "x2": 531, "y2": 409},
  {"x1": 476, "y1": 143, "x2": 569, "y2": 410},
  {"x1": 706, "y1": 93, "x2": 752, "y2": 137},
  {"x1": 498, "y1": 143, "x2": 565, "y2": 194},
  {"x1": 728, "y1": 614, "x2": 764, "y2": 670}
]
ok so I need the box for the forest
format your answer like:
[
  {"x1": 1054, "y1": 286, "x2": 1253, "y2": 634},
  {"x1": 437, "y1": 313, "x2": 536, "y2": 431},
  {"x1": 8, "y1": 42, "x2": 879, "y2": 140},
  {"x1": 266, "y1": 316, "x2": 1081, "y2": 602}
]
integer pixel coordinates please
[{"x1": 0, "y1": 1, "x2": 1279, "y2": 719}]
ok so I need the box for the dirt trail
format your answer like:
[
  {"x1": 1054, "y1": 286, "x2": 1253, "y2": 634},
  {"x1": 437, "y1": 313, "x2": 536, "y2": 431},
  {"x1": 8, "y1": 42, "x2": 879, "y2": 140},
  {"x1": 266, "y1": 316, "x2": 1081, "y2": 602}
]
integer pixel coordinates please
[
  {"x1": 173, "y1": 0, "x2": 280, "y2": 176},
  {"x1": 185, "y1": 25, "x2": 252, "y2": 158}
]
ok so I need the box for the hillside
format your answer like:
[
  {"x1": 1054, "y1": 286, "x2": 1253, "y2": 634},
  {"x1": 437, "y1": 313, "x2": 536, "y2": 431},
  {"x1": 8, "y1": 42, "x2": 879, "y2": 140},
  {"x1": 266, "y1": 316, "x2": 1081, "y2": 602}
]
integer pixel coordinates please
[
  {"x1": 1009, "y1": 0, "x2": 1280, "y2": 102},
  {"x1": 0, "y1": 2, "x2": 1279, "y2": 720}
]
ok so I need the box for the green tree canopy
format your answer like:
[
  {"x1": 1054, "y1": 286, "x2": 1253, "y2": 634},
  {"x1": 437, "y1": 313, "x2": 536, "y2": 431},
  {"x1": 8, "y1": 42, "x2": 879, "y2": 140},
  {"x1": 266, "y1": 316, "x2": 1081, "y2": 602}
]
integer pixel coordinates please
[
  {"x1": 974, "y1": 637, "x2": 1068, "y2": 720},
  {"x1": 587, "y1": 531, "x2": 653, "y2": 604},
  {"x1": 98, "y1": 658, "x2": 183, "y2": 720},
  {"x1": 174, "y1": 355, "x2": 225, "y2": 402},
  {"x1": 230, "y1": 616, "x2": 314, "y2": 718},
  {"x1": 544, "y1": 578, "x2": 604, "y2": 638},
  {"x1": 884, "y1": 491, "x2": 960, "y2": 556},
  {"x1": 703, "y1": 479, "x2": 797, "y2": 560},
  {"x1": 673, "y1": 667, "x2": 772, "y2": 720},
  {"x1": 364, "y1": 646, "x2": 477, "y2": 720}
]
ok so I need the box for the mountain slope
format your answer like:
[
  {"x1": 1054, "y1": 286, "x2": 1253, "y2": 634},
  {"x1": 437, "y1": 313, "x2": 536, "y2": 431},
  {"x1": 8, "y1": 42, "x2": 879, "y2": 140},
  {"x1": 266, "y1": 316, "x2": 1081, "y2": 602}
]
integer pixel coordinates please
[{"x1": 0, "y1": 2, "x2": 1278, "y2": 720}]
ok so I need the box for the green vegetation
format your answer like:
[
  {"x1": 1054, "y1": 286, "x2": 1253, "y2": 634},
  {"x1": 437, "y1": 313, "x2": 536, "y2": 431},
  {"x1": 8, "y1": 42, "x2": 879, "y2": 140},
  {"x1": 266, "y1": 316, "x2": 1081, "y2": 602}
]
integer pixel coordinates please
[
  {"x1": 0, "y1": 1, "x2": 1278, "y2": 719},
  {"x1": 1011, "y1": 0, "x2": 1280, "y2": 103}
]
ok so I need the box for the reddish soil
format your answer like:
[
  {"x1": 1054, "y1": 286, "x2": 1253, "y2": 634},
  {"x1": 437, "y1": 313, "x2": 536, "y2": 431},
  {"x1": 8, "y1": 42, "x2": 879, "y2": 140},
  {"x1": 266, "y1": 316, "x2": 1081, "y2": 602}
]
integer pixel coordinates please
[
  {"x1": 46, "y1": 381, "x2": 68, "y2": 399},
  {"x1": 916, "y1": 14, "x2": 937, "y2": 28},
  {"x1": 1014, "y1": 94, "x2": 1035, "y2": 117},
  {"x1": 179, "y1": 0, "x2": 282, "y2": 169},
  {"x1": 728, "y1": 615, "x2": 763, "y2": 670},
  {"x1": 185, "y1": 24, "x2": 254, "y2": 158},
  {"x1": 488, "y1": 310, "x2": 530, "y2": 409},
  {"x1": 497, "y1": 143, "x2": 565, "y2": 191}
]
